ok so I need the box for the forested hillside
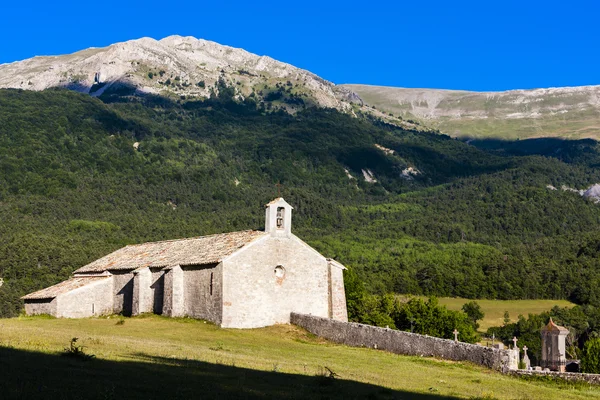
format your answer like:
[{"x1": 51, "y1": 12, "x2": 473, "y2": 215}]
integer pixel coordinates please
[{"x1": 3, "y1": 88, "x2": 600, "y2": 317}]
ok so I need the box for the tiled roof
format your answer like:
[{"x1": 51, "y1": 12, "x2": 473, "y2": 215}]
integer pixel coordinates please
[
  {"x1": 542, "y1": 318, "x2": 570, "y2": 333},
  {"x1": 22, "y1": 276, "x2": 110, "y2": 300},
  {"x1": 73, "y1": 230, "x2": 267, "y2": 274}
]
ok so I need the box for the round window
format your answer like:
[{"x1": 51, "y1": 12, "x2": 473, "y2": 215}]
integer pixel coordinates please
[{"x1": 274, "y1": 265, "x2": 285, "y2": 278}]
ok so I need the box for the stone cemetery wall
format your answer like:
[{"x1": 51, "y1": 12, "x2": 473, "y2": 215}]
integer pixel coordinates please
[
  {"x1": 291, "y1": 313, "x2": 514, "y2": 371},
  {"x1": 510, "y1": 370, "x2": 600, "y2": 385}
]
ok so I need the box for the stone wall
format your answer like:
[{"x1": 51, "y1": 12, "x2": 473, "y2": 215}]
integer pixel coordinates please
[
  {"x1": 291, "y1": 313, "x2": 514, "y2": 371},
  {"x1": 56, "y1": 277, "x2": 113, "y2": 318},
  {"x1": 510, "y1": 369, "x2": 600, "y2": 385},
  {"x1": 328, "y1": 262, "x2": 348, "y2": 321},
  {"x1": 183, "y1": 263, "x2": 221, "y2": 324},
  {"x1": 111, "y1": 271, "x2": 134, "y2": 316},
  {"x1": 150, "y1": 268, "x2": 165, "y2": 314},
  {"x1": 221, "y1": 235, "x2": 330, "y2": 328},
  {"x1": 24, "y1": 298, "x2": 57, "y2": 316},
  {"x1": 132, "y1": 267, "x2": 153, "y2": 315},
  {"x1": 162, "y1": 265, "x2": 184, "y2": 317}
]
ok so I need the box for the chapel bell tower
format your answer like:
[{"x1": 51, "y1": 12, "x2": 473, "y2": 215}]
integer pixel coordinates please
[{"x1": 265, "y1": 198, "x2": 293, "y2": 237}]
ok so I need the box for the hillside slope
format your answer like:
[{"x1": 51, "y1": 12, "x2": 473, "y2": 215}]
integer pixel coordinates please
[
  {"x1": 3, "y1": 89, "x2": 600, "y2": 316},
  {"x1": 342, "y1": 84, "x2": 600, "y2": 140},
  {"x1": 2, "y1": 316, "x2": 599, "y2": 399}
]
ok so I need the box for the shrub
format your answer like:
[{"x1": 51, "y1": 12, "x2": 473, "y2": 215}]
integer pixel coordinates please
[
  {"x1": 62, "y1": 338, "x2": 95, "y2": 360},
  {"x1": 581, "y1": 338, "x2": 600, "y2": 373}
]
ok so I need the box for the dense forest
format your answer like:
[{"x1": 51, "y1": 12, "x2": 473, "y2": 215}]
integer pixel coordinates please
[{"x1": 2, "y1": 87, "x2": 600, "y2": 317}]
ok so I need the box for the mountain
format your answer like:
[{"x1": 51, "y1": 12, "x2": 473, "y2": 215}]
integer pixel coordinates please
[
  {"x1": 341, "y1": 84, "x2": 600, "y2": 140},
  {"x1": 0, "y1": 36, "x2": 421, "y2": 130}
]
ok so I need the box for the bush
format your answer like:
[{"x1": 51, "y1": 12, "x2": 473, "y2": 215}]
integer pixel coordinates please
[
  {"x1": 62, "y1": 337, "x2": 95, "y2": 360},
  {"x1": 581, "y1": 338, "x2": 600, "y2": 373}
]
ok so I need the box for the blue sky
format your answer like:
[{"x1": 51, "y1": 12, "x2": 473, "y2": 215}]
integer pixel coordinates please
[{"x1": 2, "y1": 1, "x2": 598, "y2": 91}]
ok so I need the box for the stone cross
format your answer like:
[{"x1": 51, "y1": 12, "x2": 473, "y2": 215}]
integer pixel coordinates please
[
  {"x1": 453, "y1": 329, "x2": 459, "y2": 342},
  {"x1": 522, "y1": 346, "x2": 531, "y2": 369},
  {"x1": 492, "y1": 333, "x2": 495, "y2": 346},
  {"x1": 512, "y1": 336, "x2": 518, "y2": 349}
]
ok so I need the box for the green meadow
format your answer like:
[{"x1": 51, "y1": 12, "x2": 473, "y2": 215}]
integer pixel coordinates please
[
  {"x1": 0, "y1": 315, "x2": 598, "y2": 400},
  {"x1": 431, "y1": 298, "x2": 576, "y2": 332}
]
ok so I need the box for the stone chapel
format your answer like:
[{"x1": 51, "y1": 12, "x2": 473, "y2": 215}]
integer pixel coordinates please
[{"x1": 22, "y1": 198, "x2": 348, "y2": 328}]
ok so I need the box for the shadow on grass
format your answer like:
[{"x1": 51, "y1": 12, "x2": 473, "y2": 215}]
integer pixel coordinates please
[{"x1": 0, "y1": 346, "x2": 461, "y2": 400}]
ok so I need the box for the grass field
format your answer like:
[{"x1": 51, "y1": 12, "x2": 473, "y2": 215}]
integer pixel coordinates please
[
  {"x1": 0, "y1": 315, "x2": 598, "y2": 399},
  {"x1": 430, "y1": 298, "x2": 575, "y2": 332}
]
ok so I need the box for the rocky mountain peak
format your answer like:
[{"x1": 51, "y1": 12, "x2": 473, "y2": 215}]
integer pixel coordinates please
[{"x1": 0, "y1": 35, "x2": 353, "y2": 113}]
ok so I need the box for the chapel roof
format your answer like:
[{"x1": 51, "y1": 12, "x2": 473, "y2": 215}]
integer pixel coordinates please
[
  {"x1": 265, "y1": 197, "x2": 293, "y2": 208},
  {"x1": 542, "y1": 318, "x2": 570, "y2": 333},
  {"x1": 22, "y1": 276, "x2": 110, "y2": 300},
  {"x1": 73, "y1": 230, "x2": 267, "y2": 274}
]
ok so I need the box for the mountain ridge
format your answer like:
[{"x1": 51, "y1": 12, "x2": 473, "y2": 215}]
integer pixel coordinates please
[
  {"x1": 0, "y1": 35, "x2": 355, "y2": 110},
  {"x1": 342, "y1": 83, "x2": 600, "y2": 140}
]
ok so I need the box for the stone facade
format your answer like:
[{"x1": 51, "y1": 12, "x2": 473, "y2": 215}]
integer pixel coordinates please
[
  {"x1": 183, "y1": 263, "x2": 221, "y2": 323},
  {"x1": 24, "y1": 298, "x2": 57, "y2": 316},
  {"x1": 222, "y1": 235, "x2": 330, "y2": 328},
  {"x1": 150, "y1": 268, "x2": 165, "y2": 314},
  {"x1": 132, "y1": 267, "x2": 153, "y2": 315},
  {"x1": 328, "y1": 260, "x2": 348, "y2": 321},
  {"x1": 291, "y1": 313, "x2": 517, "y2": 372},
  {"x1": 162, "y1": 265, "x2": 184, "y2": 317},
  {"x1": 112, "y1": 271, "x2": 134, "y2": 316},
  {"x1": 22, "y1": 198, "x2": 348, "y2": 328},
  {"x1": 56, "y1": 277, "x2": 114, "y2": 318},
  {"x1": 24, "y1": 276, "x2": 113, "y2": 318}
]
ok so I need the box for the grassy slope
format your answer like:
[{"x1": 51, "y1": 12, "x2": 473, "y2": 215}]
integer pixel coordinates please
[
  {"x1": 432, "y1": 298, "x2": 575, "y2": 332},
  {"x1": 1, "y1": 316, "x2": 599, "y2": 400}
]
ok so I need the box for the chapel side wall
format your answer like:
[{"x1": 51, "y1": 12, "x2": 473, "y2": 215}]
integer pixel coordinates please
[
  {"x1": 183, "y1": 263, "x2": 222, "y2": 324},
  {"x1": 55, "y1": 278, "x2": 114, "y2": 318},
  {"x1": 150, "y1": 268, "x2": 165, "y2": 314},
  {"x1": 329, "y1": 265, "x2": 348, "y2": 322},
  {"x1": 221, "y1": 236, "x2": 329, "y2": 329},
  {"x1": 132, "y1": 268, "x2": 153, "y2": 316},
  {"x1": 291, "y1": 313, "x2": 513, "y2": 372},
  {"x1": 111, "y1": 271, "x2": 134, "y2": 316},
  {"x1": 162, "y1": 266, "x2": 184, "y2": 317},
  {"x1": 24, "y1": 298, "x2": 57, "y2": 316}
]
